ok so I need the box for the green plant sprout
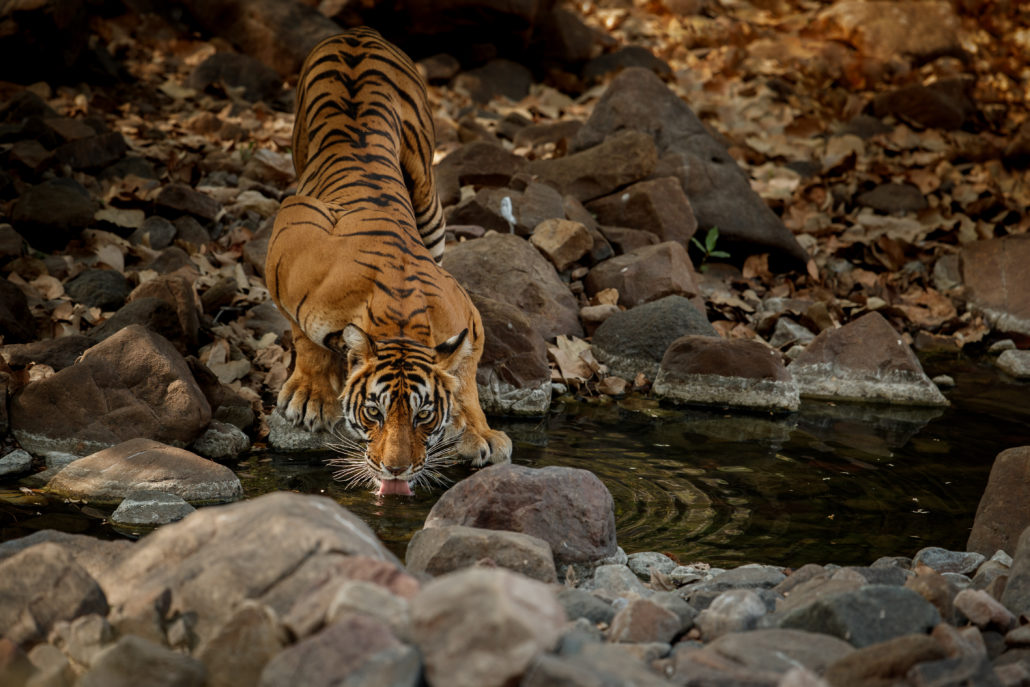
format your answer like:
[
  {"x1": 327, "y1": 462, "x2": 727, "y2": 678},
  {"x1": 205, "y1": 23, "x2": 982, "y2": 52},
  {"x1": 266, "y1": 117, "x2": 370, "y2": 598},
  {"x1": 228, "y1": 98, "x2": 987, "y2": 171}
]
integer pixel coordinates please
[{"x1": 690, "y1": 226, "x2": 730, "y2": 272}]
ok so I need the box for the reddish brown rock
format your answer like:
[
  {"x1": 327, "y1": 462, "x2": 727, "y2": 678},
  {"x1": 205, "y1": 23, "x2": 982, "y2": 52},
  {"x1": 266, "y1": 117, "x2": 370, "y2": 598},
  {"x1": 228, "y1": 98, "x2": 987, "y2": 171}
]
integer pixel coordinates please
[
  {"x1": 437, "y1": 141, "x2": 528, "y2": 203},
  {"x1": 960, "y1": 235, "x2": 1030, "y2": 336},
  {"x1": 530, "y1": 218, "x2": 593, "y2": 271},
  {"x1": 608, "y1": 597, "x2": 682, "y2": 644},
  {"x1": 526, "y1": 130, "x2": 657, "y2": 203},
  {"x1": 787, "y1": 312, "x2": 948, "y2": 406},
  {"x1": 405, "y1": 525, "x2": 557, "y2": 583},
  {"x1": 822, "y1": 634, "x2": 947, "y2": 687},
  {"x1": 872, "y1": 80, "x2": 975, "y2": 131},
  {"x1": 967, "y1": 446, "x2": 1030, "y2": 557},
  {"x1": 815, "y1": 1, "x2": 962, "y2": 62},
  {"x1": 585, "y1": 241, "x2": 701, "y2": 308},
  {"x1": 129, "y1": 275, "x2": 200, "y2": 349},
  {"x1": 585, "y1": 177, "x2": 697, "y2": 246},
  {"x1": 155, "y1": 183, "x2": 223, "y2": 222},
  {"x1": 424, "y1": 463, "x2": 617, "y2": 567},
  {"x1": 598, "y1": 225, "x2": 659, "y2": 254},
  {"x1": 473, "y1": 294, "x2": 551, "y2": 416},
  {"x1": 10, "y1": 324, "x2": 212, "y2": 456}
]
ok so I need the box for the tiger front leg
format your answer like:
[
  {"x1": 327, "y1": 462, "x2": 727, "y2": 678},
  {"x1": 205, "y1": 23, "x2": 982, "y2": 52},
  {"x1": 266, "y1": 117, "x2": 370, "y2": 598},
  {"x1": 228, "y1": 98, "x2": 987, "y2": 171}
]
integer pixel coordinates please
[
  {"x1": 277, "y1": 324, "x2": 347, "y2": 432},
  {"x1": 454, "y1": 376, "x2": 512, "y2": 467}
]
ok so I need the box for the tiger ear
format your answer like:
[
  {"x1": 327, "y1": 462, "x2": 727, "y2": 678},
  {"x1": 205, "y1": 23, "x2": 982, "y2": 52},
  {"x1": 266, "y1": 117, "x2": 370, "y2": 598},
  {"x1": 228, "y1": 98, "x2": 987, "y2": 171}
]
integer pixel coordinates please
[
  {"x1": 435, "y1": 328, "x2": 472, "y2": 374},
  {"x1": 342, "y1": 324, "x2": 377, "y2": 366}
]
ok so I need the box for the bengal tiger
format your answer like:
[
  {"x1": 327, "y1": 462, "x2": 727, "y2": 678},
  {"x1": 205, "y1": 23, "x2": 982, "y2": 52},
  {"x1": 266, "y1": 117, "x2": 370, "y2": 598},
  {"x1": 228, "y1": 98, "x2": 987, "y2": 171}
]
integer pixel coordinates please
[{"x1": 264, "y1": 27, "x2": 512, "y2": 495}]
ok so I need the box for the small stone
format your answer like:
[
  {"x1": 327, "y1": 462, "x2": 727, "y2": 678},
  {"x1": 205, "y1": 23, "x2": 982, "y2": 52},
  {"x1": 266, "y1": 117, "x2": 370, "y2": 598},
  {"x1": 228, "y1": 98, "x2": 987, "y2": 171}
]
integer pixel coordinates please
[
  {"x1": 608, "y1": 597, "x2": 683, "y2": 644},
  {"x1": 769, "y1": 317, "x2": 816, "y2": 349},
  {"x1": 694, "y1": 589, "x2": 767, "y2": 640},
  {"x1": 585, "y1": 176, "x2": 697, "y2": 246},
  {"x1": 0, "y1": 449, "x2": 32, "y2": 477},
  {"x1": 932, "y1": 374, "x2": 956, "y2": 388},
  {"x1": 530, "y1": 219, "x2": 593, "y2": 272},
  {"x1": 196, "y1": 601, "x2": 286, "y2": 687},
  {"x1": 996, "y1": 349, "x2": 1030, "y2": 379},
  {"x1": 110, "y1": 490, "x2": 196, "y2": 529},
  {"x1": 989, "y1": 339, "x2": 1017, "y2": 353},
  {"x1": 913, "y1": 547, "x2": 986, "y2": 576},
  {"x1": 596, "y1": 376, "x2": 629, "y2": 396},
  {"x1": 50, "y1": 613, "x2": 114, "y2": 670},
  {"x1": 65, "y1": 269, "x2": 132, "y2": 311},
  {"x1": 155, "y1": 183, "x2": 222, "y2": 222},
  {"x1": 627, "y1": 551, "x2": 678, "y2": 580},
  {"x1": 556, "y1": 588, "x2": 616, "y2": 625},
  {"x1": 191, "y1": 420, "x2": 251, "y2": 460},
  {"x1": 855, "y1": 182, "x2": 928, "y2": 213},
  {"x1": 405, "y1": 525, "x2": 557, "y2": 583},
  {"x1": 588, "y1": 564, "x2": 652, "y2": 600},
  {"x1": 954, "y1": 589, "x2": 1017, "y2": 632},
  {"x1": 823, "y1": 634, "x2": 947, "y2": 687}
]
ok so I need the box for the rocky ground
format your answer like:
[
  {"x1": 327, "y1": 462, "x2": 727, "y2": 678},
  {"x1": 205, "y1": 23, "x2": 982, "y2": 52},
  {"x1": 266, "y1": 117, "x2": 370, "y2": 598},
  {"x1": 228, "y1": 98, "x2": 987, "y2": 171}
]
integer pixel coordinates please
[{"x1": 1, "y1": 0, "x2": 1030, "y2": 684}]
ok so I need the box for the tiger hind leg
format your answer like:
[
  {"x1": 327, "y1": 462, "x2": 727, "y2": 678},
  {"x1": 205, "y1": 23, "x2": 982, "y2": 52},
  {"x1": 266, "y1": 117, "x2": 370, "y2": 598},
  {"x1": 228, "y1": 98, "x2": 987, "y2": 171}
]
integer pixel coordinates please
[{"x1": 277, "y1": 324, "x2": 347, "y2": 432}]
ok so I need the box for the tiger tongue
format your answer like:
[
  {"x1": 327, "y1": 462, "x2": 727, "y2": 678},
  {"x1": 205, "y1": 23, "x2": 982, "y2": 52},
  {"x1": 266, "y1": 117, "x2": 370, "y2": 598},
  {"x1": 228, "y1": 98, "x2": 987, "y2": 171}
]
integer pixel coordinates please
[{"x1": 378, "y1": 479, "x2": 413, "y2": 496}]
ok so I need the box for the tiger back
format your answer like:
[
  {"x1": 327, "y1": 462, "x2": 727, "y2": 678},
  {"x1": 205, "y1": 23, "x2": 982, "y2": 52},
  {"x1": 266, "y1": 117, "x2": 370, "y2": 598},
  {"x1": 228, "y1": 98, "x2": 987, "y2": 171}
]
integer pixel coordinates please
[{"x1": 265, "y1": 28, "x2": 511, "y2": 495}]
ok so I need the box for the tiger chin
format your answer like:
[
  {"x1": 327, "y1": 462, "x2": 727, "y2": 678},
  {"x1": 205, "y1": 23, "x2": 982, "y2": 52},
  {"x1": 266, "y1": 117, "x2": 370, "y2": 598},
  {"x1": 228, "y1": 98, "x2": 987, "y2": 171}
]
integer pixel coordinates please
[{"x1": 264, "y1": 28, "x2": 512, "y2": 496}]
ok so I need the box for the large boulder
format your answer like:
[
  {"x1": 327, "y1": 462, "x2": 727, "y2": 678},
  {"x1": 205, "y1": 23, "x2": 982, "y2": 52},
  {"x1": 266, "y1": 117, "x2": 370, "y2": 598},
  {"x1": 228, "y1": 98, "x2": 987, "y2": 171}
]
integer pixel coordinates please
[
  {"x1": 967, "y1": 446, "x2": 1030, "y2": 557},
  {"x1": 410, "y1": 567, "x2": 565, "y2": 687},
  {"x1": 787, "y1": 312, "x2": 948, "y2": 406},
  {"x1": 442, "y1": 233, "x2": 582, "y2": 339},
  {"x1": 572, "y1": 68, "x2": 810, "y2": 268},
  {"x1": 424, "y1": 463, "x2": 617, "y2": 567},
  {"x1": 960, "y1": 235, "x2": 1030, "y2": 336},
  {"x1": 473, "y1": 294, "x2": 552, "y2": 416},
  {"x1": 46, "y1": 439, "x2": 243, "y2": 507},
  {"x1": 10, "y1": 325, "x2": 212, "y2": 457},
  {"x1": 102, "y1": 492, "x2": 401, "y2": 647},
  {"x1": 591, "y1": 295, "x2": 717, "y2": 380}
]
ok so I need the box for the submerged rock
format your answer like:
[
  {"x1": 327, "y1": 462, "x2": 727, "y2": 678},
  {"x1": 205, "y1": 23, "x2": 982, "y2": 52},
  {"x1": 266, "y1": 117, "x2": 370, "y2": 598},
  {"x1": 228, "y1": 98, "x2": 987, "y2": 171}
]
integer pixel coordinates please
[
  {"x1": 653, "y1": 335, "x2": 800, "y2": 412},
  {"x1": 787, "y1": 312, "x2": 948, "y2": 406}
]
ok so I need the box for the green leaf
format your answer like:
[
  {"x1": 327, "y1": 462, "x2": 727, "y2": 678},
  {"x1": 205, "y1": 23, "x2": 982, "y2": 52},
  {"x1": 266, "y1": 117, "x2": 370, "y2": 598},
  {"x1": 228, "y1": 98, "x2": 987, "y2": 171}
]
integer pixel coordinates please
[
  {"x1": 690, "y1": 237, "x2": 706, "y2": 252},
  {"x1": 710, "y1": 250, "x2": 731, "y2": 258},
  {"x1": 705, "y1": 227, "x2": 720, "y2": 252}
]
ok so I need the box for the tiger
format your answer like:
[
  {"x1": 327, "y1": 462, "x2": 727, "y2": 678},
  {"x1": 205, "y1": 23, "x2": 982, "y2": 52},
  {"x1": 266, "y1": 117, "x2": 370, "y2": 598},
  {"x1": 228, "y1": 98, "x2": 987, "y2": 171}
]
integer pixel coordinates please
[{"x1": 264, "y1": 27, "x2": 512, "y2": 496}]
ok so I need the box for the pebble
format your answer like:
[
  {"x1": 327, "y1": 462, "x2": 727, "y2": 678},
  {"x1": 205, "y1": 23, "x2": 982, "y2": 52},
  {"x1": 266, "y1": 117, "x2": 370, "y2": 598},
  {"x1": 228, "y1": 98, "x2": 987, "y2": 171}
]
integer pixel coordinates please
[{"x1": 0, "y1": 449, "x2": 32, "y2": 477}]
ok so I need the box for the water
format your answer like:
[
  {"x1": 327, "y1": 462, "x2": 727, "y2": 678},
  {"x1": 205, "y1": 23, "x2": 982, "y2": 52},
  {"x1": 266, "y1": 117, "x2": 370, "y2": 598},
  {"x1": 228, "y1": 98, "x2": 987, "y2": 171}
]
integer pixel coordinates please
[{"x1": 3, "y1": 359, "x2": 1028, "y2": 569}]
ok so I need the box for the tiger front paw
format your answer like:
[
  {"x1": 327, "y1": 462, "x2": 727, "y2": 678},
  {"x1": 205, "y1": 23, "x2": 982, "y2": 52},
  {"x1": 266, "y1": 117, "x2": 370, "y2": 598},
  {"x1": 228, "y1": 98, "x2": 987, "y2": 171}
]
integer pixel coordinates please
[
  {"x1": 458, "y1": 428, "x2": 512, "y2": 467},
  {"x1": 277, "y1": 369, "x2": 341, "y2": 433}
]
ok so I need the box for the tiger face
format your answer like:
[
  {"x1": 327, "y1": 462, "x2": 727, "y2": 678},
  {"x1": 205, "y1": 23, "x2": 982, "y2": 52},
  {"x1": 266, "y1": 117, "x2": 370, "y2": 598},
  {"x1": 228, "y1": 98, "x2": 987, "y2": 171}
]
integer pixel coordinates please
[{"x1": 329, "y1": 324, "x2": 470, "y2": 496}]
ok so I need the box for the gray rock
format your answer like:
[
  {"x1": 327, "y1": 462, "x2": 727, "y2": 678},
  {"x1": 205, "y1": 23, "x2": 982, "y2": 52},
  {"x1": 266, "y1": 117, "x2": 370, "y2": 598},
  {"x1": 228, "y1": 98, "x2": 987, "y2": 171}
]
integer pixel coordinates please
[
  {"x1": 627, "y1": 551, "x2": 678, "y2": 580},
  {"x1": 259, "y1": 615, "x2": 398, "y2": 687},
  {"x1": 50, "y1": 613, "x2": 115, "y2": 673},
  {"x1": 589, "y1": 563, "x2": 652, "y2": 599},
  {"x1": 706, "y1": 563, "x2": 787, "y2": 591},
  {"x1": 653, "y1": 335, "x2": 800, "y2": 412},
  {"x1": 585, "y1": 177, "x2": 697, "y2": 246},
  {"x1": 1, "y1": 335, "x2": 93, "y2": 371},
  {"x1": 131, "y1": 216, "x2": 177, "y2": 250},
  {"x1": 0, "y1": 448, "x2": 32, "y2": 476},
  {"x1": 11, "y1": 178, "x2": 98, "y2": 252},
  {"x1": 410, "y1": 567, "x2": 565, "y2": 687},
  {"x1": 191, "y1": 420, "x2": 252, "y2": 460},
  {"x1": 0, "y1": 530, "x2": 133, "y2": 582},
  {"x1": 997, "y1": 349, "x2": 1030, "y2": 379},
  {"x1": 694, "y1": 588, "x2": 768, "y2": 640},
  {"x1": 524, "y1": 643, "x2": 675, "y2": 687},
  {"x1": 337, "y1": 644, "x2": 422, "y2": 687},
  {"x1": 325, "y1": 580, "x2": 412, "y2": 641},
  {"x1": 79, "y1": 635, "x2": 205, "y2": 687},
  {"x1": 195, "y1": 601, "x2": 286, "y2": 687},
  {"x1": 769, "y1": 317, "x2": 816, "y2": 348},
  {"x1": 65, "y1": 269, "x2": 132, "y2": 311},
  {"x1": 556, "y1": 588, "x2": 616, "y2": 625},
  {"x1": 110, "y1": 490, "x2": 196, "y2": 529},
  {"x1": 473, "y1": 294, "x2": 551, "y2": 417},
  {"x1": 47, "y1": 438, "x2": 242, "y2": 507},
  {"x1": 265, "y1": 411, "x2": 331, "y2": 451},
  {"x1": 591, "y1": 295, "x2": 717, "y2": 380},
  {"x1": 954, "y1": 588, "x2": 1017, "y2": 631},
  {"x1": 788, "y1": 312, "x2": 949, "y2": 406},
  {"x1": 406, "y1": 525, "x2": 557, "y2": 583},
  {"x1": 526, "y1": 130, "x2": 657, "y2": 203},
  {"x1": 0, "y1": 542, "x2": 108, "y2": 645},
  {"x1": 424, "y1": 464, "x2": 617, "y2": 568},
  {"x1": 913, "y1": 547, "x2": 986, "y2": 576},
  {"x1": 1001, "y1": 525, "x2": 1030, "y2": 621},
  {"x1": 856, "y1": 182, "x2": 927, "y2": 212},
  {"x1": 189, "y1": 51, "x2": 284, "y2": 104},
  {"x1": 774, "y1": 584, "x2": 942, "y2": 648},
  {"x1": 155, "y1": 183, "x2": 222, "y2": 222},
  {"x1": 0, "y1": 278, "x2": 34, "y2": 343},
  {"x1": 823, "y1": 633, "x2": 947, "y2": 687},
  {"x1": 44, "y1": 451, "x2": 81, "y2": 470}
]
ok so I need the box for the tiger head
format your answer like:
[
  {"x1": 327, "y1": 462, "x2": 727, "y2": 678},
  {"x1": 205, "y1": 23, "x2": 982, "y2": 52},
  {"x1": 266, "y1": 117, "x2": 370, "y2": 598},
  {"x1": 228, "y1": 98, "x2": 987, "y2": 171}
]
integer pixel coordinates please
[{"x1": 329, "y1": 323, "x2": 471, "y2": 496}]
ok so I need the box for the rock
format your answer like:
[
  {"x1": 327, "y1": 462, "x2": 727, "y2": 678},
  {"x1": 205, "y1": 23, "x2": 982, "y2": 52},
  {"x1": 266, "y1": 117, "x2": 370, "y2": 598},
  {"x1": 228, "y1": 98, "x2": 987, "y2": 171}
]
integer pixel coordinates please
[
  {"x1": 787, "y1": 312, "x2": 949, "y2": 406},
  {"x1": 556, "y1": 588, "x2": 616, "y2": 625},
  {"x1": 583, "y1": 44, "x2": 672, "y2": 83},
  {"x1": 585, "y1": 177, "x2": 697, "y2": 246},
  {"x1": 11, "y1": 177, "x2": 98, "y2": 251},
  {"x1": 0, "y1": 542, "x2": 109, "y2": 645},
  {"x1": 54, "y1": 131, "x2": 129, "y2": 171},
  {"x1": 591, "y1": 295, "x2": 717, "y2": 380},
  {"x1": 89, "y1": 296, "x2": 189, "y2": 350},
  {"x1": 530, "y1": 218, "x2": 593, "y2": 271},
  {"x1": 514, "y1": 120, "x2": 584, "y2": 149},
  {"x1": 0, "y1": 278, "x2": 34, "y2": 343},
  {"x1": 410, "y1": 567, "x2": 565, "y2": 687},
  {"x1": 191, "y1": 420, "x2": 251, "y2": 460},
  {"x1": 442, "y1": 233, "x2": 582, "y2": 339},
  {"x1": 259, "y1": 615, "x2": 400, "y2": 687},
  {"x1": 599, "y1": 224, "x2": 659, "y2": 254},
  {"x1": 1, "y1": 335, "x2": 93, "y2": 371},
  {"x1": 627, "y1": 551, "x2": 678, "y2": 580},
  {"x1": 446, "y1": 187, "x2": 523, "y2": 233},
  {"x1": 65, "y1": 268, "x2": 131, "y2": 311},
  {"x1": 128, "y1": 274, "x2": 201, "y2": 349},
  {"x1": 856, "y1": 182, "x2": 928, "y2": 213},
  {"x1": 815, "y1": 1, "x2": 962, "y2": 62},
  {"x1": 266, "y1": 411, "x2": 330, "y2": 451},
  {"x1": 406, "y1": 525, "x2": 558, "y2": 583},
  {"x1": 0, "y1": 448, "x2": 32, "y2": 476},
  {"x1": 905, "y1": 567, "x2": 959, "y2": 624},
  {"x1": 437, "y1": 141, "x2": 528, "y2": 198},
  {"x1": 526, "y1": 130, "x2": 657, "y2": 203},
  {"x1": 694, "y1": 589, "x2": 768, "y2": 640},
  {"x1": 323, "y1": 580, "x2": 412, "y2": 640},
  {"x1": 822, "y1": 633, "x2": 948, "y2": 687},
  {"x1": 573, "y1": 68, "x2": 810, "y2": 267},
  {"x1": 195, "y1": 601, "x2": 286, "y2": 687},
  {"x1": 670, "y1": 629, "x2": 853, "y2": 683},
  {"x1": 424, "y1": 464, "x2": 617, "y2": 567},
  {"x1": 47, "y1": 438, "x2": 242, "y2": 506},
  {"x1": 585, "y1": 241, "x2": 702, "y2": 308},
  {"x1": 130, "y1": 216, "x2": 177, "y2": 249},
  {"x1": 954, "y1": 588, "x2": 1017, "y2": 631},
  {"x1": 110, "y1": 490, "x2": 197, "y2": 529},
  {"x1": 333, "y1": 644, "x2": 422, "y2": 687},
  {"x1": 78, "y1": 635, "x2": 206, "y2": 687},
  {"x1": 913, "y1": 547, "x2": 986, "y2": 576},
  {"x1": 653, "y1": 335, "x2": 800, "y2": 412},
  {"x1": 872, "y1": 80, "x2": 975, "y2": 131},
  {"x1": 11, "y1": 325, "x2": 212, "y2": 456},
  {"x1": 525, "y1": 643, "x2": 675, "y2": 687},
  {"x1": 535, "y1": 6, "x2": 606, "y2": 64},
  {"x1": 997, "y1": 349, "x2": 1030, "y2": 379},
  {"x1": 1001, "y1": 525, "x2": 1030, "y2": 621},
  {"x1": 588, "y1": 563, "x2": 652, "y2": 599},
  {"x1": 960, "y1": 235, "x2": 1030, "y2": 336},
  {"x1": 769, "y1": 317, "x2": 816, "y2": 349},
  {"x1": 473, "y1": 294, "x2": 552, "y2": 416},
  {"x1": 608, "y1": 597, "x2": 684, "y2": 644},
  {"x1": 968, "y1": 447, "x2": 1030, "y2": 556},
  {"x1": 155, "y1": 183, "x2": 222, "y2": 222},
  {"x1": 103, "y1": 492, "x2": 400, "y2": 646},
  {"x1": 774, "y1": 585, "x2": 941, "y2": 648},
  {"x1": 188, "y1": 51, "x2": 284, "y2": 103},
  {"x1": 0, "y1": 530, "x2": 133, "y2": 582},
  {"x1": 454, "y1": 59, "x2": 533, "y2": 103}
]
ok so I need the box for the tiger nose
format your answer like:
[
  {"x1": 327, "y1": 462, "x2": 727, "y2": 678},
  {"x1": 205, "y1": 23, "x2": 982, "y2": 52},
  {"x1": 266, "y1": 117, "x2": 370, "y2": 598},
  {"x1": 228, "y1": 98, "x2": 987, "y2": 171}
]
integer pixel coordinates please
[{"x1": 386, "y1": 465, "x2": 407, "y2": 476}]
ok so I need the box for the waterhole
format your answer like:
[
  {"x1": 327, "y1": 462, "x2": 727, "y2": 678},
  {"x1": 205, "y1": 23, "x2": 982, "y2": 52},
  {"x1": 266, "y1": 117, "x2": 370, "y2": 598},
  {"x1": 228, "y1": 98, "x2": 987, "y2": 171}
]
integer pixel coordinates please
[{"x1": 3, "y1": 359, "x2": 1028, "y2": 568}]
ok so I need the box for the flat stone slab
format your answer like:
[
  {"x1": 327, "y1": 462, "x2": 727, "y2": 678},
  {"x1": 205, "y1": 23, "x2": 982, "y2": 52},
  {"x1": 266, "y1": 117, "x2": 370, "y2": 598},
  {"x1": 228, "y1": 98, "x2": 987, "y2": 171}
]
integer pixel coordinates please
[
  {"x1": 46, "y1": 438, "x2": 243, "y2": 506},
  {"x1": 110, "y1": 490, "x2": 197, "y2": 529}
]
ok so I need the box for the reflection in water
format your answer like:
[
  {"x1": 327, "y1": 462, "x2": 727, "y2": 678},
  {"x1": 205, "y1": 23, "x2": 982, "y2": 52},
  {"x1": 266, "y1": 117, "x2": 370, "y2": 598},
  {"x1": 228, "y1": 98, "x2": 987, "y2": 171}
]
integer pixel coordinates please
[{"x1": 3, "y1": 361, "x2": 1029, "y2": 568}]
